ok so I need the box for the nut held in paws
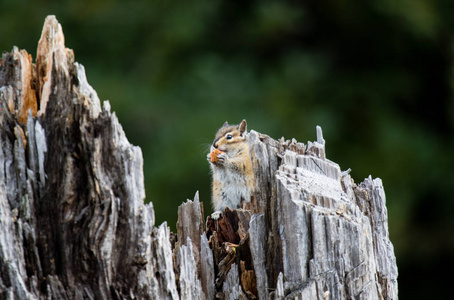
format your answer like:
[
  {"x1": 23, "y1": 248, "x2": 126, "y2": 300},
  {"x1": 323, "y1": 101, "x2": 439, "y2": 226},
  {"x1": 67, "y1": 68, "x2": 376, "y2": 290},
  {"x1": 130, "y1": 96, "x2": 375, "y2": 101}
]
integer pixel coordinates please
[{"x1": 210, "y1": 149, "x2": 225, "y2": 162}]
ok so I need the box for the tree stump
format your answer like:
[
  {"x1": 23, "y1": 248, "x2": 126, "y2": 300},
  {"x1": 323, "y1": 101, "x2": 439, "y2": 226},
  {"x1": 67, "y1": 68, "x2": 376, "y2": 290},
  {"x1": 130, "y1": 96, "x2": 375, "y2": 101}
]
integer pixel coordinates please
[{"x1": 0, "y1": 16, "x2": 398, "y2": 299}]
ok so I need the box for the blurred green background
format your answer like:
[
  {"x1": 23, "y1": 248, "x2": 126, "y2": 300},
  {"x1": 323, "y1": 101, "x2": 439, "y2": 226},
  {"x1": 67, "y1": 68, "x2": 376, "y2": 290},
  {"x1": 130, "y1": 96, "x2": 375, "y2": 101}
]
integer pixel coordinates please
[{"x1": 1, "y1": 0, "x2": 453, "y2": 298}]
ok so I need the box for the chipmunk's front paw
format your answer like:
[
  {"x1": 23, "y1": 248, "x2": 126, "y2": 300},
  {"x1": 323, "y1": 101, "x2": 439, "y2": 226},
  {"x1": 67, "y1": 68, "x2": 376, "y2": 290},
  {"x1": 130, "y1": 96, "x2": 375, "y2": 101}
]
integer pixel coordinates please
[
  {"x1": 216, "y1": 152, "x2": 227, "y2": 163},
  {"x1": 209, "y1": 149, "x2": 227, "y2": 164},
  {"x1": 211, "y1": 211, "x2": 223, "y2": 220}
]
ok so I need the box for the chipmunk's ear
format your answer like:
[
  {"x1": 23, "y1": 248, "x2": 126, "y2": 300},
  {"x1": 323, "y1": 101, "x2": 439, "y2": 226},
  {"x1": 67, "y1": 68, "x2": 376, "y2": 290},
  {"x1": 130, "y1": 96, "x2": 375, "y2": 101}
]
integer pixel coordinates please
[
  {"x1": 223, "y1": 121, "x2": 229, "y2": 127},
  {"x1": 238, "y1": 119, "x2": 247, "y2": 135}
]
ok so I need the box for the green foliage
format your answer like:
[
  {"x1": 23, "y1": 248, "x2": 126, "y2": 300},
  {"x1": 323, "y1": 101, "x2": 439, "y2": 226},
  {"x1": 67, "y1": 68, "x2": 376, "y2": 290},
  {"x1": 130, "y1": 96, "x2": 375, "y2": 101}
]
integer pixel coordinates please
[{"x1": 1, "y1": 0, "x2": 453, "y2": 297}]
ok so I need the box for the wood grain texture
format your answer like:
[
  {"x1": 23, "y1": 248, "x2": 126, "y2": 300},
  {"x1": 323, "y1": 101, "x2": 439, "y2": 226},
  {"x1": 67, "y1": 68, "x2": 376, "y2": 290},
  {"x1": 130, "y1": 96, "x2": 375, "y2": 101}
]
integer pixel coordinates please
[
  {"x1": 0, "y1": 16, "x2": 397, "y2": 299},
  {"x1": 0, "y1": 16, "x2": 175, "y2": 299}
]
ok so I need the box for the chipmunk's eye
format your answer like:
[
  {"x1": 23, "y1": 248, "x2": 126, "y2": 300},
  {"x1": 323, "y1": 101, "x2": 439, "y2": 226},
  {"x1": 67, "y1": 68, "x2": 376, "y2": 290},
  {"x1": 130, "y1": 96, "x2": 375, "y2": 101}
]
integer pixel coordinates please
[{"x1": 226, "y1": 134, "x2": 233, "y2": 140}]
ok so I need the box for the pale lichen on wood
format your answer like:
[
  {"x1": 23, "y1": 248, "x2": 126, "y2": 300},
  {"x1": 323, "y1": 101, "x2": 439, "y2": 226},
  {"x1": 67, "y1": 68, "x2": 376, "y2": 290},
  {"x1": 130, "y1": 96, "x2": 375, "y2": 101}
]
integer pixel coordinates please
[{"x1": 0, "y1": 16, "x2": 397, "y2": 299}]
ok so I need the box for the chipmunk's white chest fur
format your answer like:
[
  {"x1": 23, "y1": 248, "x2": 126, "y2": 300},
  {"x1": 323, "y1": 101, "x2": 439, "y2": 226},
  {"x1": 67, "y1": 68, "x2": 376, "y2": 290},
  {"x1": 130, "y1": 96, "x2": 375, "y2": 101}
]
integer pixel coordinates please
[{"x1": 211, "y1": 166, "x2": 252, "y2": 211}]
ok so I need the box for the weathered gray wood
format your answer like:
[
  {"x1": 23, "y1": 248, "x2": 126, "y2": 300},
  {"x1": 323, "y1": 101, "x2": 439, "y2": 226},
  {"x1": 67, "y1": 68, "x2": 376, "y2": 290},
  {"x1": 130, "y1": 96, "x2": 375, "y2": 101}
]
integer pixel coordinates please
[
  {"x1": 147, "y1": 223, "x2": 179, "y2": 299},
  {"x1": 222, "y1": 263, "x2": 247, "y2": 300},
  {"x1": 249, "y1": 214, "x2": 268, "y2": 300},
  {"x1": 177, "y1": 191, "x2": 204, "y2": 254},
  {"x1": 0, "y1": 15, "x2": 398, "y2": 300},
  {"x1": 174, "y1": 192, "x2": 215, "y2": 300},
  {"x1": 200, "y1": 233, "x2": 215, "y2": 300},
  {"x1": 245, "y1": 127, "x2": 397, "y2": 299},
  {"x1": 0, "y1": 16, "x2": 178, "y2": 299},
  {"x1": 177, "y1": 237, "x2": 203, "y2": 299}
]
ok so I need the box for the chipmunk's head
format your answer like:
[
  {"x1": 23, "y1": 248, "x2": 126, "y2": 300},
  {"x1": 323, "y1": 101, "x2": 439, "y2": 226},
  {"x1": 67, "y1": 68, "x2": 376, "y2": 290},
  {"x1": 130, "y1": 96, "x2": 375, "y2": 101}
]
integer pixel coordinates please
[{"x1": 211, "y1": 120, "x2": 248, "y2": 153}]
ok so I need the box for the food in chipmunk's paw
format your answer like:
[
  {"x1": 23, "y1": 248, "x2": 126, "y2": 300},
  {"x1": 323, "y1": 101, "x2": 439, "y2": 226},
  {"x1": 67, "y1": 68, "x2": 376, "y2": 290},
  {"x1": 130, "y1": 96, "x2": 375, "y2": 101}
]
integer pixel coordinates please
[{"x1": 210, "y1": 149, "x2": 225, "y2": 162}]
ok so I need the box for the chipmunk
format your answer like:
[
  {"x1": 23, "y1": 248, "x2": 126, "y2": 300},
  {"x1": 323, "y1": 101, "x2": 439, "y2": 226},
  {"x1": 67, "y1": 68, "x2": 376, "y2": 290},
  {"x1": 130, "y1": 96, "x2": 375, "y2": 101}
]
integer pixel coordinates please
[{"x1": 207, "y1": 120, "x2": 255, "y2": 219}]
